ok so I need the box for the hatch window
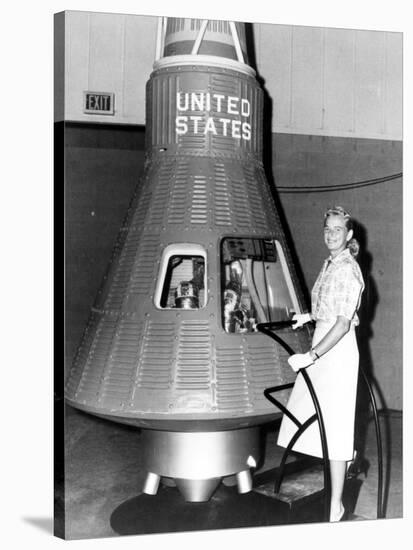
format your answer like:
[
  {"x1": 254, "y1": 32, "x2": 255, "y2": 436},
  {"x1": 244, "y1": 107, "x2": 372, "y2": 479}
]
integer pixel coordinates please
[
  {"x1": 155, "y1": 244, "x2": 206, "y2": 309},
  {"x1": 221, "y1": 237, "x2": 300, "y2": 333}
]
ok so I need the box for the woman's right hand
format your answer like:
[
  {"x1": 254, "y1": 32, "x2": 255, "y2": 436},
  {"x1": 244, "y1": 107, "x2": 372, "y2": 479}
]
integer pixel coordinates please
[{"x1": 291, "y1": 312, "x2": 312, "y2": 330}]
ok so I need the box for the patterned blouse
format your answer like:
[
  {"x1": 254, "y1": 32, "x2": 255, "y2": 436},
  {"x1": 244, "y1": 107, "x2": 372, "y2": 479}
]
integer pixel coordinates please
[{"x1": 311, "y1": 248, "x2": 364, "y2": 326}]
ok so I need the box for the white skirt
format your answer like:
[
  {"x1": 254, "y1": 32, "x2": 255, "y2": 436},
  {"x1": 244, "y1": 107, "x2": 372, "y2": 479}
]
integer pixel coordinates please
[{"x1": 277, "y1": 321, "x2": 359, "y2": 461}]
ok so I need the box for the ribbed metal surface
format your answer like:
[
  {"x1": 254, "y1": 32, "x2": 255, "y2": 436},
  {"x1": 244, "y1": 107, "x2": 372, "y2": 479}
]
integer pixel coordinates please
[
  {"x1": 190, "y1": 176, "x2": 208, "y2": 225},
  {"x1": 168, "y1": 160, "x2": 189, "y2": 224},
  {"x1": 243, "y1": 164, "x2": 267, "y2": 231},
  {"x1": 192, "y1": 19, "x2": 231, "y2": 34},
  {"x1": 146, "y1": 160, "x2": 174, "y2": 226},
  {"x1": 66, "y1": 312, "x2": 101, "y2": 396},
  {"x1": 151, "y1": 77, "x2": 174, "y2": 147},
  {"x1": 209, "y1": 74, "x2": 239, "y2": 156},
  {"x1": 105, "y1": 230, "x2": 141, "y2": 310},
  {"x1": 256, "y1": 167, "x2": 278, "y2": 229},
  {"x1": 215, "y1": 346, "x2": 252, "y2": 411},
  {"x1": 137, "y1": 321, "x2": 175, "y2": 389},
  {"x1": 165, "y1": 18, "x2": 241, "y2": 40},
  {"x1": 166, "y1": 18, "x2": 185, "y2": 34},
  {"x1": 231, "y1": 174, "x2": 253, "y2": 229},
  {"x1": 247, "y1": 341, "x2": 280, "y2": 388},
  {"x1": 247, "y1": 336, "x2": 299, "y2": 407},
  {"x1": 127, "y1": 234, "x2": 159, "y2": 297},
  {"x1": 100, "y1": 319, "x2": 144, "y2": 406},
  {"x1": 132, "y1": 185, "x2": 152, "y2": 227},
  {"x1": 179, "y1": 126, "x2": 207, "y2": 153},
  {"x1": 147, "y1": 66, "x2": 261, "y2": 158},
  {"x1": 175, "y1": 321, "x2": 211, "y2": 390},
  {"x1": 74, "y1": 315, "x2": 118, "y2": 405},
  {"x1": 213, "y1": 163, "x2": 232, "y2": 226}
]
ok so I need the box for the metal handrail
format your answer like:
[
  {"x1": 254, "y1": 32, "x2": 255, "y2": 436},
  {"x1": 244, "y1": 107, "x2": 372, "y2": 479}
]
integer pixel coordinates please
[
  {"x1": 257, "y1": 321, "x2": 331, "y2": 522},
  {"x1": 359, "y1": 367, "x2": 384, "y2": 518},
  {"x1": 257, "y1": 319, "x2": 384, "y2": 521}
]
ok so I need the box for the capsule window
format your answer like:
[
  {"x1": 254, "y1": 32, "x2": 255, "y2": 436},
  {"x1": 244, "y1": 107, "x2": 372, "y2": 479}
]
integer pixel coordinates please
[
  {"x1": 155, "y1": 244, "x2": 206, "y2": 309},
  {"x1": 221, "y1": 237, "x2": 301, "y2": 333}
]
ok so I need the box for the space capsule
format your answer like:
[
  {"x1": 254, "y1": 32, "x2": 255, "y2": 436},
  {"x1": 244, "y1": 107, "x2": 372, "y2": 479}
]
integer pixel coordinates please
[{"x1": 65, "y1": 16, "x2": 312, "y2": 502}]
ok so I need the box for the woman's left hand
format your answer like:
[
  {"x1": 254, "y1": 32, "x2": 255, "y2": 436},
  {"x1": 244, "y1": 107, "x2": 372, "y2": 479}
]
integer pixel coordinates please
[{"x1": 287, "y1": 352, "x2": 314, "y2": 372}]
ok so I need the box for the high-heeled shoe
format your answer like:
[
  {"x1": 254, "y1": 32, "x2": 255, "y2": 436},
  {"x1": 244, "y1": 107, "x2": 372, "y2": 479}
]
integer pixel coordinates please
[
  {"x1": 347, "y1": 451, "x2": 370, "y2": 479},
  {"x1": 339, "y1": 508, "x2": 349, "y2": 522}
]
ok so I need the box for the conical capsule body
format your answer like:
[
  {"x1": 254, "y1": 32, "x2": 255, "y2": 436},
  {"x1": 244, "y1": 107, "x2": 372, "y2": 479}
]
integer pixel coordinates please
[{"x1": 65, "y1": 19, "x2": 311, "y2": 433}]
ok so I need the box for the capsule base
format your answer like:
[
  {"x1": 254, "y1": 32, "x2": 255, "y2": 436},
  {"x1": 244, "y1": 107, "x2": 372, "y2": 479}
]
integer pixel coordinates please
[{"x1": 142, "y1": 427, "x2": 260, "y2": 501}]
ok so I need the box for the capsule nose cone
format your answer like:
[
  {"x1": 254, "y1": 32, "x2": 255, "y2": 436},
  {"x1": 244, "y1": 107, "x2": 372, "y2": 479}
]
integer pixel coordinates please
[
  {"x1": 175, "y1": 477, "x2": 221, "y2": 502},
  {"x1": 162, "y1": 18, "x2": 248, "y2": 63}
]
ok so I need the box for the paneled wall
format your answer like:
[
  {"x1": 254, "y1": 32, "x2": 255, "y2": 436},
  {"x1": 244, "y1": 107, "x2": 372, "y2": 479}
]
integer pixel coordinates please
[
  {"x1": 255, "y1": 25, "x2": 402, "y2": 139},
  {"x1": 61, "y1": 12, "x2": 157, "y2": 125},
  {"x1": 57, "y1": 11, "x2": 402, "y2": 140}
]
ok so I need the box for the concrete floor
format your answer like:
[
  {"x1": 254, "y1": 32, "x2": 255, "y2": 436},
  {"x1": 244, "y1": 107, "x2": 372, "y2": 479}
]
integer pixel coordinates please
[{"x1": 57, "y1": 405, "x2": 402, "y2": 540}]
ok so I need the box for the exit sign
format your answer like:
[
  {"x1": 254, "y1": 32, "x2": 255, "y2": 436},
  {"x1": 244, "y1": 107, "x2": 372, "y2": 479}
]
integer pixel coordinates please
[{"x1": 83, "y1": 92, "x2": 115, "y2": 115}]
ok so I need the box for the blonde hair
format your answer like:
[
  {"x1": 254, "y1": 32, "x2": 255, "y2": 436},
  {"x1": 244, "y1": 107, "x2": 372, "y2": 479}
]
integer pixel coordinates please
[{"x1": 324, "y1": 206, "x2": 360, "y2": 258}]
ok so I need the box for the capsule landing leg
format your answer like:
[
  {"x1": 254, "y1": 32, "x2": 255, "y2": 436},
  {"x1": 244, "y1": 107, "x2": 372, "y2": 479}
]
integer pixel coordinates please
[
  {"x1": 142, "y1": 472, "x2": 161, "y2": 495},
  {"x1": 236, "y1": 469, "x2": 253, "y2": 493}
]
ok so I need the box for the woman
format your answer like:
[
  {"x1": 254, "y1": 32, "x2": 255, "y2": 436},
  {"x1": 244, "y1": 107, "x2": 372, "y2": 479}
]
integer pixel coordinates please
[{"x1": 277, "y1": 206, "x2": 364, "y2": 522}]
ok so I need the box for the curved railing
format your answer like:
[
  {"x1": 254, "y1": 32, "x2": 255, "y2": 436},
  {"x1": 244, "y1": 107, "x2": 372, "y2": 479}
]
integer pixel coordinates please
[{"x1": 257, "y1": 320, "x2": 384, "y2": 521}]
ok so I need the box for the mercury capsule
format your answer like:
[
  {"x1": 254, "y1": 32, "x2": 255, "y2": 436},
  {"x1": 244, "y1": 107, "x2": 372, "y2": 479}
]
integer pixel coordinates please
[{"x1": 65, "y1": 16, "x2": 312, "y2": 502}]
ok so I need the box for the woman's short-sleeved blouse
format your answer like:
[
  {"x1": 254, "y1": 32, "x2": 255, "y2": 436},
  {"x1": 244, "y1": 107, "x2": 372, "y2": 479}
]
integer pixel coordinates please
[{"x1": 311, "y1": 248, "x2": 364, "y2": 326}]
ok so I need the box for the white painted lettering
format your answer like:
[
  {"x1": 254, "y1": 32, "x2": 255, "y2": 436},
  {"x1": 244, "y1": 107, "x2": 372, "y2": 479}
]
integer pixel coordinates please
[
  {"x1": 175, "y1": 93, "x2": 253, "y2": 141},
  {"x1": 232, "y1": 120, "x2": 241, "y2": 138},
  {"x1": 227, "y1": 96, "x2": 239, "y2": 115},
  {"x1": 190, "y1": 115, "x2": 202, "y2": 133},
  {"x1": 191, "y1": 93, "x2": 204, "y2": 111},
  {"x1": 177, "y1": 93, "x2": 189, "y2": 111},
  {"x1": 215, "y1": 94, "x2": 225, "y2": 113},
  {"x1": 219, "y1": 118, "x2": 231, "y2": 136},
  {"x1": 241, "y1": 98, "x2": 250, "y2": 117},
  {"x1": 204, "y1": 117, "x2": 217, "y2": 135},
  {"x1": 242, "y1": 122, "x2": 251, "y2": 140},
  {"x1": 176, "y1": 116, "x2": 188, "y2": 134}
]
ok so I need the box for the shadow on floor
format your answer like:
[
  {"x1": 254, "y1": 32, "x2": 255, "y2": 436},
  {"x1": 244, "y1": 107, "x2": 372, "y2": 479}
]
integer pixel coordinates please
[
  {"x1": 111, "y1": 484, "x2": 299, "y2": 536},
  {"x1": 22, "y1": 517, "x2": 54, "y2": 535}
]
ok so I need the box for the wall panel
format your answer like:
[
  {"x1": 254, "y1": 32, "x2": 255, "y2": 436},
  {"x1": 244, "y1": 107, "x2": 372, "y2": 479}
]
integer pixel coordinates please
[
  {"x1": 290, "y1": 26, "x2": 324, "y2": 131},
  {"x1": 384, "y1": 32, "x2": 403, "y2": 138},
  {"x1": 323, "y1": 28, "x2": 355, "y2": 133},
  {"x1": 354, "y1": 30, "x2": 386, "y2": 137},
  {"x1": 255, "y1": 24, "x2": 293, "y2": 129},
  {"x1": 88, "y1": 14, "x2": 125, "y2": 106},
  {"x1": 123, "y1": 16, "x2": 157, "y2": 122},
  {"x1": 65, "y1": 12, "x2": 90, "y2": 121},
  {"x1": 59, "y1": 12, "x2": 402, "y2": 140},
  {"x1": 64, "y1": 12, "x2": 157, "y2": 124}
]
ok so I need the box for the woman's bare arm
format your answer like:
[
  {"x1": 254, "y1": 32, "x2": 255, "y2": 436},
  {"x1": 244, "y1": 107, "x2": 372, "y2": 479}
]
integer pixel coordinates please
[{"x1": 311, "y1": 316, "x2": 351, "y2": 358}]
